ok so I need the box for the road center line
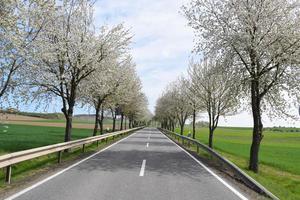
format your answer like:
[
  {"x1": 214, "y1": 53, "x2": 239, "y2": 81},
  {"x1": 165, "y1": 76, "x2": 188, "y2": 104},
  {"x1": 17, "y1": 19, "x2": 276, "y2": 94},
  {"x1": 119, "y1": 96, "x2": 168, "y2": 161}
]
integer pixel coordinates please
[
  {"x1": 139, "y1": 159, "x2": 146, "y2": 176},
  {"x1": 146, "y1": 142, "x2": 149, "y2": 148}
]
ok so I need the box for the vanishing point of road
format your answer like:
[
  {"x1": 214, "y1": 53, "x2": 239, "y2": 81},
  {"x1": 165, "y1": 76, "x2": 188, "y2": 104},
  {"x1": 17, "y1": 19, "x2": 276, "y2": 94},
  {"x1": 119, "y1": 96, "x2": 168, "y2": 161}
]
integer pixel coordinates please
[{"x1": 6, "y1": 128, "x2": 248, "y2": 200}]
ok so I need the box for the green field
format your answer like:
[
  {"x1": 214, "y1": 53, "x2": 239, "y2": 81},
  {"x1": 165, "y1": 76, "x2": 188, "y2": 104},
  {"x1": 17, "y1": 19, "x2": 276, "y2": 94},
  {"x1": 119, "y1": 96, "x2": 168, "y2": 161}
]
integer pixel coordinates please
[
  {"x1": 175, "y1": 126, "x2": 300, "y2": 200},
  {"x1": 0, "y1": 124, "x2": 299, "y2": 199},
  {"x1": 0, "y1": 124, "x2": 95, "y2": 155}
]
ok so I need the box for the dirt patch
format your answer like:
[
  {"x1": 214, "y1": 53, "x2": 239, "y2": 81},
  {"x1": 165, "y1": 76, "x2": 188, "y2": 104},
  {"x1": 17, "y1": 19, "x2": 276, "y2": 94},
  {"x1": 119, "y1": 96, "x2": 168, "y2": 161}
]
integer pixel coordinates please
[
  {"x1": 5, "y1": 121, "x2": 113, "y2": 130},
  {"x1": 0, "y1": 114, "x2": 46, "y2": 122},
  {"x1": 0, "y1": 114, "x2": 113, "y2": 129}
]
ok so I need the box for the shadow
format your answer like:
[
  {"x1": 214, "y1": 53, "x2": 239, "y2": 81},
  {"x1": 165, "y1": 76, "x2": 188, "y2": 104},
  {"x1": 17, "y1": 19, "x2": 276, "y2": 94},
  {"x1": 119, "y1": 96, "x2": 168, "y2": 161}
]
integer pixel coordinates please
[{"x1": 73, "y1": 149, "x2": 211, "y2": 182}]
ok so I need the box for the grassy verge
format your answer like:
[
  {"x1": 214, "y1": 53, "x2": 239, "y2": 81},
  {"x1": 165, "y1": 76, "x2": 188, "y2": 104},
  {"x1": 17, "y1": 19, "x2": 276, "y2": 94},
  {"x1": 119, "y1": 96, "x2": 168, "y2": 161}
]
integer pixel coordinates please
[{"x1": 174, "y1": 126, "x2": 300, "y2": 200}]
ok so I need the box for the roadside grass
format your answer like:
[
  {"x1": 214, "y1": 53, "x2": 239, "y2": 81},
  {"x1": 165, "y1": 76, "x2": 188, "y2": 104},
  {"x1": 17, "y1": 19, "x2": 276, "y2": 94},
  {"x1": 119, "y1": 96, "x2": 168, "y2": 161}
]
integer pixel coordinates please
[
  {"x1": 0, "y1": 124, "x2": 130, "y2": 190},
  {"x1": 174, "y1": 126, "x2": 300, "y2": 200}
]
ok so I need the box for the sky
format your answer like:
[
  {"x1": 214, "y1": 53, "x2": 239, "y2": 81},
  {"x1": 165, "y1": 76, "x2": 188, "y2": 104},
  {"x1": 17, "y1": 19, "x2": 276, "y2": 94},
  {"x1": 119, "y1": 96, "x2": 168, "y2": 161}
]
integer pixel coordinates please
[
  {"x1": 17, "y1": 0, "x2": 299, "y2": 127},
  {"x1": 91, "y1": 0, "x2": 300, "y2": 127},
  {"x1": 93, "y1": 0, "x2": 194, "y2": 112}
]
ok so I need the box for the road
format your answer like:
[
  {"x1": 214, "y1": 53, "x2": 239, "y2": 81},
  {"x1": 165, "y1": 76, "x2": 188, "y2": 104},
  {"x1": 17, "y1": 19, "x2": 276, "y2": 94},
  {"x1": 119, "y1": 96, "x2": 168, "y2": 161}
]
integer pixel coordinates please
[{"x1": 6, "y1": 128, "x2": 248, "y2": 200}]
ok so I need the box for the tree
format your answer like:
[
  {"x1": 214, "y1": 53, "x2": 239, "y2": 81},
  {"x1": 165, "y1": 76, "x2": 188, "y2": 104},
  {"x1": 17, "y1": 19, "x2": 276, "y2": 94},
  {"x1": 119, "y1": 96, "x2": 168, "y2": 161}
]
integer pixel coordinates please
[
  {"x1": 25, "y1": 0, "x2": 116, "y2": 142},
  {"x1": 188, "y1": 58, "x2": 239, "y2": 148},
  {"x1": 119, "y1": 66, "x2": 148, "y2": 128},
  {"x1": 183, "y1": 0, "x2": 300, "y2": 172},
  {"x1": 155, "y1": 92, "x2": 177, "y2": 132},
  {"x1": 123, "y1": 92, "x2": 149, "y2": 128},
  {"x1": 172, "y1": 78, "x2": 193, "y2": 135},
  {"x1": 79, "y1": 34, "x2": 132, "y2": 136},
  {"x1": 0, "y1": 0, "x2": 53, "y2": 101},
  {"x1": 155, "y1": 79, "x2": 193, "y2": 134},
  {"x1": 91, "y1": 55, "x2": 147, "y2": 132},
  {"x1": 181, "y1": 67, "x2": 202, "y2": 139}
]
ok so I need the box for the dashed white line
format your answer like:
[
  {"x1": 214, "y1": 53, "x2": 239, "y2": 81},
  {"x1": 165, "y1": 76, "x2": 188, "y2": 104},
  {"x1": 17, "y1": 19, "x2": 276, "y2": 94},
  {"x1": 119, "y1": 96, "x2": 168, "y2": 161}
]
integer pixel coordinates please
[
  {"x1": 146, "y1": 142, "x2": 149, "y2": 148},
  {"x1": 139, "y1": 159, "x2": 146, "y2": 176}
]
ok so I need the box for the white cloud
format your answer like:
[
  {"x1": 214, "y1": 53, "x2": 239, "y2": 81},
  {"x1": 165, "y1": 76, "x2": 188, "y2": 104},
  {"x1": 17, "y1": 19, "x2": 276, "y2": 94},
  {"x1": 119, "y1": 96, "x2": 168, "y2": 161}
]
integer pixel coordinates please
[
  {"x1": 93, "y1": 0, "x2": 300, "y2": 127},
  {"x1": 94, "y1": 0, "x2": 194, "y2": 113}
]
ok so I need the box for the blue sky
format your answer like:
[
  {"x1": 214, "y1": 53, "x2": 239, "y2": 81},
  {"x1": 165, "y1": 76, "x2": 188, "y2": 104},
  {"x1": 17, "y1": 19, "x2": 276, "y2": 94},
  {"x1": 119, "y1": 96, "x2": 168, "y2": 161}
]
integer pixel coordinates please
[
  {"x1": 93, "y1": 0, "x2": 194, "y2": 113},
  {"x1": 91, "y1": 0, "x2": 300, "y2": 127},
  {"x1": 18, "y1": 0, "x2": 299, "y2": 127}
]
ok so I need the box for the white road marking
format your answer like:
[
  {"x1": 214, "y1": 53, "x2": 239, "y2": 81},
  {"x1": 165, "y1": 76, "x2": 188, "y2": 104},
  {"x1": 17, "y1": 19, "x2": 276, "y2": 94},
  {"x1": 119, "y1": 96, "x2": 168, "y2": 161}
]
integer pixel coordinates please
[
  {"x1": 161, "y1": 130, "x2": 248, "y2": 200},
  {"x1": 5, "y1": 131, "x2": 140, "y2": 200},
  {"x1": 146, "y1": 142, "x2": 149, "y2": 148},
  {"x1": 139, "y1": 159, "x2": 146, "y2": 177}
]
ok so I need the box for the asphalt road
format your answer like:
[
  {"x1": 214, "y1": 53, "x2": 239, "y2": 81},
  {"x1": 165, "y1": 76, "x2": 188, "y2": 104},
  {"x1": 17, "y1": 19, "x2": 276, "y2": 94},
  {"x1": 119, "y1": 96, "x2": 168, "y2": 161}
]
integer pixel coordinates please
[{"x1": 6, "y1": 128, "x2": 248, "y2": 200}]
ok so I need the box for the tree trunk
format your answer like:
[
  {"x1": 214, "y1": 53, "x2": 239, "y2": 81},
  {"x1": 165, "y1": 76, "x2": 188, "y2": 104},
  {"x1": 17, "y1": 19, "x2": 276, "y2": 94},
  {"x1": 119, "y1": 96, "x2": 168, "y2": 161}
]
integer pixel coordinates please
[
  {"x1": 93, "y1": 98, "x2": 102, "y2": 136},
  {"x1": 62, "y1": 102, "x2": 74, "y2": 143},
  {"x1": 249, "y1": 80, "x2": 263, "y2": 173},
  {"x1": 112, "y1": 111, "x2": 116, "y2": 132},
  {"x1": 65, "y1": 114, "x2": 72, "y2": 142},
  {"x1": 93, "y1": 107, "x2": 100, "y2": 136},
  {"x1": 180, "y1": 123, "x2": 184, "y2": 135},
  {"x1": 124, "y1": 116, "x2": 127, "y2": 130},
  {"x1": 192, "y1": 109, "x2": 196, "y2": 139},
  {"x1": 120, "y1": 113, "x2": 124, "y2": 130},
  {"x1": 208, "y1": 128, "x2": 214, "y2": 148},
  {"x1": 99, "y1": 105, "x2": 104, "y2": 135},
  {"x1": 171, "y1": 121, "x2": 175, "y2": 132}
]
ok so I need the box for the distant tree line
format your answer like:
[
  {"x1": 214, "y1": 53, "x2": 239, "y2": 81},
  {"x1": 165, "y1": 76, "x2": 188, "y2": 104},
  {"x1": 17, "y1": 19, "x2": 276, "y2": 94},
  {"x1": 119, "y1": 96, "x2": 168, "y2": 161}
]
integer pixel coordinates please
[{"x1": 264, "y1": 127, "x2": 300, "y2": 133}]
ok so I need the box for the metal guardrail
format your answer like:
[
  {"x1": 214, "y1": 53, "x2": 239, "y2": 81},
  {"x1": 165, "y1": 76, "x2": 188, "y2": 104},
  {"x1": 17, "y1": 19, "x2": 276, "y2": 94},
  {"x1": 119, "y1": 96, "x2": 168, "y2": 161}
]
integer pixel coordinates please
[
  {"x1": 0, "y1": 127, "x2": 143, "y2": 184},
  {"x1": 159, "y1": 128, "x2": 279, "y2": 200}
]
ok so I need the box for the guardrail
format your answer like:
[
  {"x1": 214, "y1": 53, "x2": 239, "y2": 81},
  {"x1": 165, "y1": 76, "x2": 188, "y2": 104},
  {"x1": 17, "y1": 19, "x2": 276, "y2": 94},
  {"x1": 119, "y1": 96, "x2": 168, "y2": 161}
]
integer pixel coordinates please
[
  {"x1": 0, "y1": 127, "x2": 143, "y2": 184},
  {"x1": 159, "y1": 128, "x2": 279, "y2": 200}
]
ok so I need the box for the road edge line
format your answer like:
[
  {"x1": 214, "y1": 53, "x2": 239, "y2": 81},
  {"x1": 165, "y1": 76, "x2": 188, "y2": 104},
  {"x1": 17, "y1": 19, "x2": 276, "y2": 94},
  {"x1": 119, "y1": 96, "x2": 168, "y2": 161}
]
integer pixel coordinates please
[
  {"x1": 160, "y1": 129, "x2": 248, "y2": 200},
  {"x1": 5, "y1": 130, "x2": 141, "y2": 200}
]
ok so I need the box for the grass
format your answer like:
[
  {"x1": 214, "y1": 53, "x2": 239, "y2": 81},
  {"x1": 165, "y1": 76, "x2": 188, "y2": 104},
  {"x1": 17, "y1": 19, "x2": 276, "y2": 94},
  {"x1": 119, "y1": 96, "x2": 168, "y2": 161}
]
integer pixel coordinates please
[
  {"x1": 0, "y1": 124, "x2": 94, "y2": 155},
  {"x1": 175, "y1": 126, "x2": 300, "y2": 200},
  {"x1": 0, "y1": 123, "x2": 130, "y2": 190}
]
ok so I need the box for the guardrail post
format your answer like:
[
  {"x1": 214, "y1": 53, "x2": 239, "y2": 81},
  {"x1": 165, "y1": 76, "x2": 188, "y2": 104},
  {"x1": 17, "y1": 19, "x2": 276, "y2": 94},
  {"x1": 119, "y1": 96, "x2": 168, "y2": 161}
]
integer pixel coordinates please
[
  {"x1": 58, "y1": 151, "x2": 62, "y2": 163},
  {"x1": 5, "y1": 165, "x2": 12, "y2": 184},
  {"x1": 105, "y1": 138, "x2": 108, "y2": 144},
  {"x1": 82, "y1": 144, "x2": 85, "y2": 152}
]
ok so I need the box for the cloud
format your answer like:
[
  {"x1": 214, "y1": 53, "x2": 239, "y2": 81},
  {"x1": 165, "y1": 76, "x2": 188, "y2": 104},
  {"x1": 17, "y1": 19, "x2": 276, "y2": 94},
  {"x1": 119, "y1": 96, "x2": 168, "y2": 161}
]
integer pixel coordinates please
[
  {"x1": 94, "y1": 0, "x2": 194, "y2": 112},
  {"x1": 93, "y1": 0, "x2": 300, "y2": 127}
]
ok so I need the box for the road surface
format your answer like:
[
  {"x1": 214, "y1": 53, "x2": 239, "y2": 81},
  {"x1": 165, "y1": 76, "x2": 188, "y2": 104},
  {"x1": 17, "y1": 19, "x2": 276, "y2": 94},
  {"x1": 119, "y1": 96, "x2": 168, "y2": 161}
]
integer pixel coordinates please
[{"x1": 6, "y1": 128, "x2": 248, "y2": 200}]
